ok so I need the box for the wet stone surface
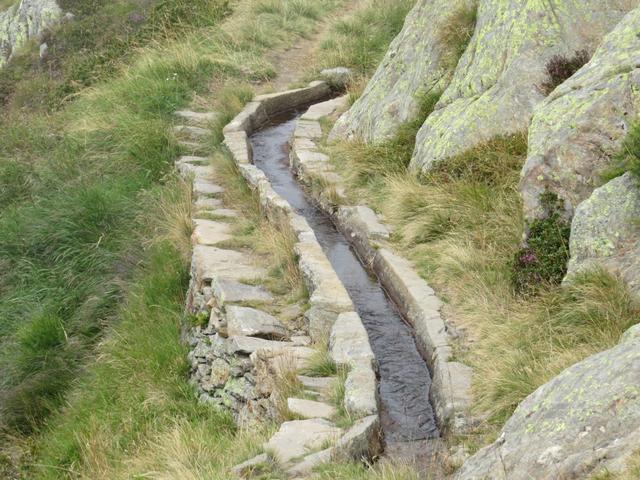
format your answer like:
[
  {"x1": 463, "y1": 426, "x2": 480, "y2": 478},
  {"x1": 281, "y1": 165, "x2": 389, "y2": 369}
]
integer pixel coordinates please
[{"x1": 250, "y1": 111, "x2": 438, "y2": 442}]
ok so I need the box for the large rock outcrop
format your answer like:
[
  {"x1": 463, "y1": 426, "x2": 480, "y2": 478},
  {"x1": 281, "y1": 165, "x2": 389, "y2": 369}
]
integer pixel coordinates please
[
  {"x1": 0, "y1": 0, "x2": 61, "y2": 68},
  {"x1": 565, "y1": 172, "x2": 640, "y2": 295},
  {"x1": 329, "y1": 0, "x2": 476, "y2": 143},
  {"x1": 410, "y1": 0, "x2": 634, "y2": 173},
  {"x1": 455, "y1": 324, "x2": 640, "y2": 480},
  {"x1": 521, "y1": 6, "x2": 640, "y2": 222}
]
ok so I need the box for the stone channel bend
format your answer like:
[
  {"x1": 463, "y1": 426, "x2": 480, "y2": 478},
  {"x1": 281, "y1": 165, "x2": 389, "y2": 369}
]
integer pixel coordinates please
[{"x1": 250, "y1": 109, "x2": 438, "y2": 443}]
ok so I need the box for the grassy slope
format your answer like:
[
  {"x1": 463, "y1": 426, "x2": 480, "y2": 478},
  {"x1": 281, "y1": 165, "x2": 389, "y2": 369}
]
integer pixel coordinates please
[
  {"x1": 317, "y1": 0, "x2": 640, "y2": 464},
  {"x1": 0, "y1": 0, "x2": 344, "y2": 477}
]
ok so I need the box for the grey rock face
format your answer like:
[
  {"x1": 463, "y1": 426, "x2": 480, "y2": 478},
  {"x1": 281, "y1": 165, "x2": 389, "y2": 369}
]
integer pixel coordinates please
[
  {"x1": 410, "y1": 0, "x2": 634, "y2": 173},
  {"x1": 330, "y1": 0, "x2": 475, "y2": 143},
  {"x1": 0, "y1": 0, "x2": 61, "y2": 68},
  {"x1": 521, "y1": 7, "x2": 640, "y2": 222},
  {"x1": 455, "y1": 325, "x2": 640, "y2": 479},
  {"x1": 565, "y1": 172, "x2": 640, "y2": 295}
]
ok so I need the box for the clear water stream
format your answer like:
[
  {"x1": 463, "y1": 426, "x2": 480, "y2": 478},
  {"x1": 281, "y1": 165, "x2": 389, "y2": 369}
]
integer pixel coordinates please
[{"x1": 250, "y1": 109, "x2": 438, "y2": 443}]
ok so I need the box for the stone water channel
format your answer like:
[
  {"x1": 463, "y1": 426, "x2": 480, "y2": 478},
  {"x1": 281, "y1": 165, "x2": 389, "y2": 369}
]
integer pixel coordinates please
[{"x1": 250, "y1": 108, "x2": 439, "y2": 445}]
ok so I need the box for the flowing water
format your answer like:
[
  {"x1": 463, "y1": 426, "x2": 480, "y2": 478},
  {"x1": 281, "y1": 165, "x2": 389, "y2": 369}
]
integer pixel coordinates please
[{"x1": 250, "y1": 110, "x2": 438, "y2": 443}]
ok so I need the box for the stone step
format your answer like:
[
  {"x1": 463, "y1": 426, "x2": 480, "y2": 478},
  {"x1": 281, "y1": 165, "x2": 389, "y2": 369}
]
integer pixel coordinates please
[
  {"x1": 192, "y1": 245, "x2": 265, "y2": 285},
  {"x1": 297, "y1": 375, "x2": 334, "y2": 395},
  {"x1": 287, "y1": 447, "x2": 333, "y2": 477},
  {"x1": 212, "y1": 277, "x2": 273, "y2": 306},
  {"x1": 176, "y1": 162, "x2": 212, "y2": 180},
  {"x1": 210, "y1": 208, "x2": 239, "y2": 218},
  {"x1": 174, "y1": 125, "x2": 210, "y2": 139},
  {"x1": 264, "y1": 419, "x2": 342, "y2": 463},
  {"x1": 193, "y1": 180, "x2": 224, "y2": 197},
  {"x1": 178, "y1": 140, "x2": 205, "y2": 152},
  {"x1": 192, "y1": 219, "x2": 232, "y2": 246},
  {"x1": 175, "y1": 110, "x2": 218, "y2": 125},
  {"x1": 227, "y1": 336, "x2": 295, "y2": 355},
  {"x1": 195, "y1": 197, "x2": 223, "y2": 211},
  {"x1": 226, "y1": 306, "x2": 287, "y2": 340},
  {"x1": 177, "y1": 155, "x2": 210, "y2": 165},
  {"x1": 287, "y1": 398, "x2": 336, "y2": 419}
]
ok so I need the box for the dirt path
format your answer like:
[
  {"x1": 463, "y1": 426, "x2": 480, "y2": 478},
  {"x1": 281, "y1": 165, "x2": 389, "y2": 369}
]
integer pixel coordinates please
[{"x1": 258, "y1": 1, "x2": 361, "y2": 93}]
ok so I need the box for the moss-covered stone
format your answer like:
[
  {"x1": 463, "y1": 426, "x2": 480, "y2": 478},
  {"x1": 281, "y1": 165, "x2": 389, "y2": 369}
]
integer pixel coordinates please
[
  {"x1": 329, "y1": 0, "x2": 476, "y2": 143},
  {"x1": 565, "y1": 172, "x2": 640, "y2": 295},
  {"x1": 521, "y1": 6, "x2": 640, "y2": 223},
  {"x1": 410, "y1": 0, "x2": 634, "y2": 173},
  {"x1": 455, "y1": 323, "x2": 640, "y2": 479},
  {"x1": 0, "y1": 0, "x2": 61, "y2": 68}
]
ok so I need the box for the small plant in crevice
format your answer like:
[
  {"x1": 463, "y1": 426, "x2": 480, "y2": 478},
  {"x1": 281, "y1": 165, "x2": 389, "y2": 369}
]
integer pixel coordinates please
[
  {"x1": 601, "y1": 121, "x2": 640, "y2": 184},
  {"x1": 438, "y1": 1, "x2": 478, "y2": 71},
  {"x1": 511, "y1": 191, "x2": 571, "y2": 293},
  {"x1": 541, "y1": 49, "x2": 590, "y2": 95}
]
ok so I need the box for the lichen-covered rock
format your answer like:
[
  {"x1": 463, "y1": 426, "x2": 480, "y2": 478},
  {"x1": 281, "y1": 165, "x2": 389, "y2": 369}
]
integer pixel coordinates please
[
  {"x1": 0, "y1": 0, "x2": 61, "y2": 68},
  {"x1": 329, "y1": 0, "x2": 475, "y2": 143},
  {"x1": 410, "y1": 0, "x2": 634, "y2": 172},
  {"x1": 565, "y1": 172, "x2": 640, "y2": 294},
  {"x1": 521, "y1": 7, "x2": 640, "y2": 221},
  {"x1": 455, "y1": 324, "x2": 640, "y2": 479}
]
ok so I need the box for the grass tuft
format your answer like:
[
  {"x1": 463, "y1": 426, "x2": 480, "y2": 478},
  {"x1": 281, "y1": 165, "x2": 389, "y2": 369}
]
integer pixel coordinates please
[{"x1": 437, "y1": 1, "x2": 478, "y2": 71}]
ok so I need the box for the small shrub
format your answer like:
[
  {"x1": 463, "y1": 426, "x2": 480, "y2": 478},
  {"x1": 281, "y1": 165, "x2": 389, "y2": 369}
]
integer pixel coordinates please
[
  {"x1": 541, "y1": 49, "x2": 590, "y2": 95},
  {"x1": 511, "y1": 191, "x2": 571, "y2": 292}
]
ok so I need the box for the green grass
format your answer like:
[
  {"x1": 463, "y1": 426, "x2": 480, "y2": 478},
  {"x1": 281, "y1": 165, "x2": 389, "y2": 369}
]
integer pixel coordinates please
[
  {"x1": 0, "y1": 0, "x2": 345, "y2": 472},
  {"x1": 316, "y1": 0, "x2": 415, "y2": 77},
  {"x1": 311, "y1": 461, "x2": 423, "y2": 479}
]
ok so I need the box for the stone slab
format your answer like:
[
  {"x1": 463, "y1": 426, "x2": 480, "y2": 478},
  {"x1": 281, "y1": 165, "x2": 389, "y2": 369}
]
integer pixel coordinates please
[
  {"x1": 335, "y1": 414, "x2": 381, "y2": 460},
  {"x1": 192, "y1": 245, "x2": 264, "y2": 285},
  {"x1": 192, "y1": 219, "x2": 232, "y2": 246},
  {"x1": 264, "y1": 419, "x2": 341, "y2": 463},
  {"x1": 344, "y1": 363, "x2": 378, "y2": 418},
  {"x1": 287, "y1": 398, "x2": 336, "y2": 419},
  {"x1": 193, "y1": 180, "x2": 224, "y2": 197},
  {"x1": 287, "y1": 448, "x2": 334, "y2": 476},
  {"x1": 227, "y1": 336, "x2": 294, "y2": 355},
  {"x1": 212, "y1": 277, "x2": 273, "y2": 305},
  {"x1": 174, "y1": 125, "x2": 209, "y2": 139},
  {"x1": 175, "y1": 110, "x2": 218, "y2": 125},
  {"x1": 329, "y1": 311, "x2": 375, "y2": 367},
  {"x1": 226, "y1": 306, "x2": 287, "y2": 340}
]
